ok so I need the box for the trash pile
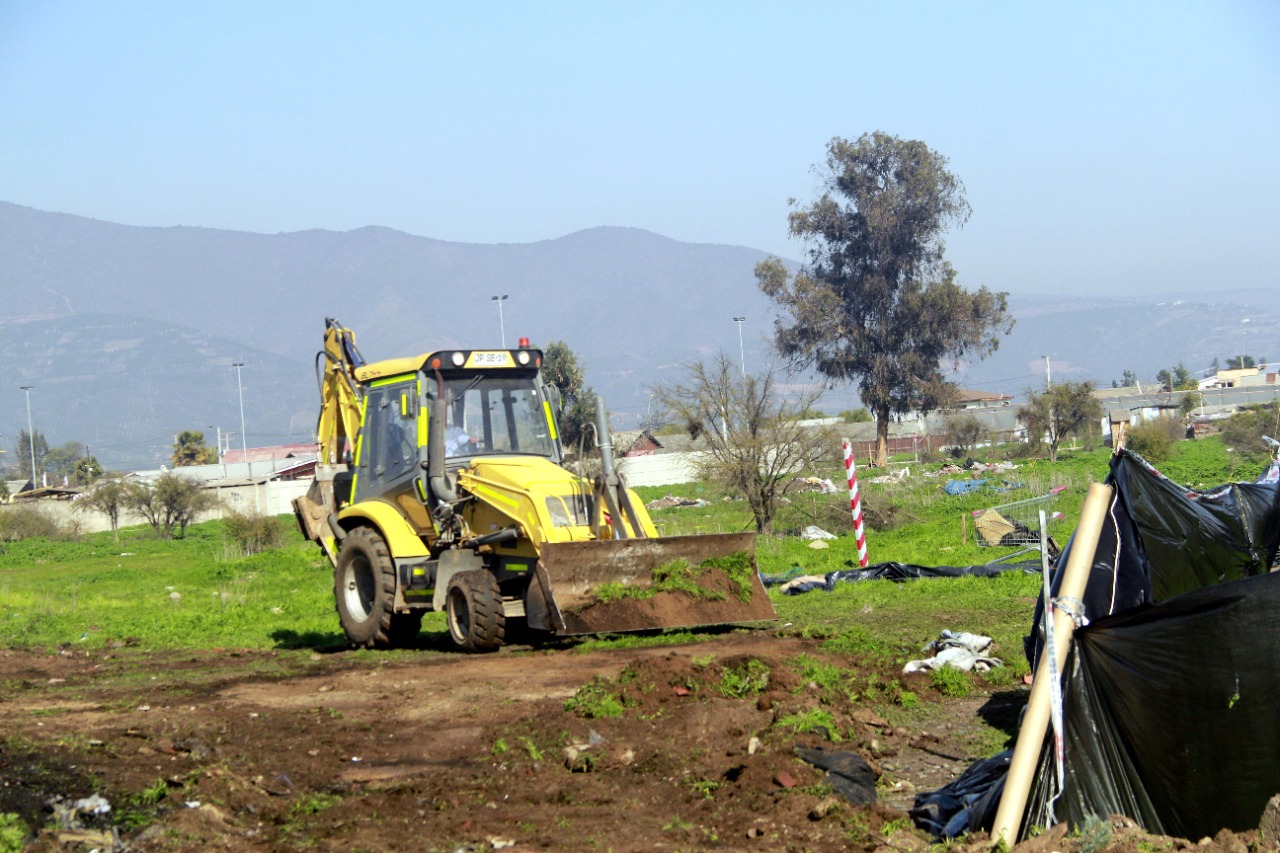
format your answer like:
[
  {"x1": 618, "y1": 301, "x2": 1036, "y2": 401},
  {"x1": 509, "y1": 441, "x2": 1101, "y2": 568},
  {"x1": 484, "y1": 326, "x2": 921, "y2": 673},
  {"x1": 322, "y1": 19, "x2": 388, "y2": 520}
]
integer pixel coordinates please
[
  {"x1": 903, "y1": 631, "x2": 1003, "y2": 674},
  {"x1": 792, "y1": 476, "x2": 839, "y2": 494},
  {"x1": 942, "y1": 478, "x2": 1022, "y2": 496},
  {"x1": 45, "y1": 793, "x2": 122, "y2": 851},
  {"x1": 926, "y1": 459, "x2": 1020, "y2": 478},
  {"x1": 643, "y1": 494, "x2": 709, "y2": 510}
]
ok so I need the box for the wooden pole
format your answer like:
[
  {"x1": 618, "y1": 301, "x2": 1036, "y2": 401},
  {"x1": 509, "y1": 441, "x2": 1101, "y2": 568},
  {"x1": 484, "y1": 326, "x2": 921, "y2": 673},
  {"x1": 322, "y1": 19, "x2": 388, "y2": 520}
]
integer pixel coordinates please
[{"x1": 990, "y1": 482, "x2": 1114, "y2": 848}]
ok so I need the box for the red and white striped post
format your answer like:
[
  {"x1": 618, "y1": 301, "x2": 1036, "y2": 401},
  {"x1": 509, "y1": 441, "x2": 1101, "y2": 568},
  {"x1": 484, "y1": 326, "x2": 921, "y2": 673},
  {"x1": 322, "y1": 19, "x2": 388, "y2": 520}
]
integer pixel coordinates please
[{"x1": 842, "y1": 439, "x2": 869, "y2": 567}]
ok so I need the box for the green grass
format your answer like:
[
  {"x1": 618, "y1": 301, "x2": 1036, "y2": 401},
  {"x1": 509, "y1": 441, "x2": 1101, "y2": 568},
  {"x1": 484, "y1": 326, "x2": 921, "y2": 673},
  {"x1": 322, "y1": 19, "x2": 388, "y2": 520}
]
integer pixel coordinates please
[
  {"x1": 0, "y1": 518, "x2": 338, "y2": 651},
  {"x1": 564, "y1": 676, "x2": 632, "y2": 718},
  {"x1": 774, "y1": 707, "x2": 843, "y2": 740},
  {"x1": 0, "y1": 437, "x2": 1244, "y2": 660},
  {"x1": 715, "y1": 658, "x2": 770, "y2": 697}
]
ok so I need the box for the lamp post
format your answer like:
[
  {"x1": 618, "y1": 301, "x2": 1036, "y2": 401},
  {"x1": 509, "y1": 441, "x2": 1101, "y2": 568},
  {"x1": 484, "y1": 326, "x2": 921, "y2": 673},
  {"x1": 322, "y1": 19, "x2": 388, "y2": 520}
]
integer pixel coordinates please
[
  {"x1": 1042, "y1": 355, "x2": 1051, "y2": 390},
  {"x1": 733, "y1": 317, "x2": 746, "y2": 378},
  {"x1": 232, "y1": 363, "x2": 248, "y2": 467},
  {"x1": 492, "y1": 295, "x2": 509, "y2": 348},
  {"x1": 1241, "y1": 318, "x2": 1250, "y2": 368},
  {"x1": 19, "y1": 385, "x2": 36, "y2": 484}
]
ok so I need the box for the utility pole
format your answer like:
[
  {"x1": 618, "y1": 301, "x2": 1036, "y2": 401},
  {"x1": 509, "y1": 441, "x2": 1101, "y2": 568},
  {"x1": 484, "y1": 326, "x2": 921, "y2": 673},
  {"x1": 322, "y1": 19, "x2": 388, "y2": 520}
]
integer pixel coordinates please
[
  {"x1": 1042, "y1": 355, "x2": 1052, "y2": 390},
  {"x1": 733, "y1": 317, "x2": 746, "y2": 378},
  {"x1": 233, "y1": 363, "x2": 248, "y2": 468},
  {"x1": 19, "y1": 385, "x2": 36, "y2": 483}
]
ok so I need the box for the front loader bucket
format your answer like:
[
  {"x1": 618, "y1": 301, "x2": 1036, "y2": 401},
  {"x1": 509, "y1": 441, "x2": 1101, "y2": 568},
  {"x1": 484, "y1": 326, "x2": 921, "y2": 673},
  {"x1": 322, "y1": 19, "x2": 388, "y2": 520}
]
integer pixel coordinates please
[{"x1": 533, "y1": 533, "x2": 776, "y2": 636}]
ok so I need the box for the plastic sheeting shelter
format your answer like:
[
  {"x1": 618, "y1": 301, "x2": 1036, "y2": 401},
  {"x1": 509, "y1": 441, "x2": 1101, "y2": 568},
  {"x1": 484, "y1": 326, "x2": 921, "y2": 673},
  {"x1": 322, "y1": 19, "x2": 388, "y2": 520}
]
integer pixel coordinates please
[{"x1": 918, "y1": 449, "x2": 1280, "y2": 841}]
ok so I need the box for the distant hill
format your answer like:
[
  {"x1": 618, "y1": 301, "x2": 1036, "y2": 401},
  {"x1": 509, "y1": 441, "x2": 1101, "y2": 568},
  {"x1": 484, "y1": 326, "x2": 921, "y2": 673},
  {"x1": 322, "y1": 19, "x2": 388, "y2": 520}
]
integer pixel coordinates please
[{"x1": 0, "y1": 201, "x2": 1274, "y2": 470}]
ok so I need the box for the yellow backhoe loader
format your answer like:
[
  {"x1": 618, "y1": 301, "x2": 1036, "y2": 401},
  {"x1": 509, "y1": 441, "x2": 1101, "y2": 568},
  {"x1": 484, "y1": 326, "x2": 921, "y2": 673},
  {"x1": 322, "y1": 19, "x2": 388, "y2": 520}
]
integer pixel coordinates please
[{"x1": 293, "y1": 319, "x2": 776, "y2": 651}]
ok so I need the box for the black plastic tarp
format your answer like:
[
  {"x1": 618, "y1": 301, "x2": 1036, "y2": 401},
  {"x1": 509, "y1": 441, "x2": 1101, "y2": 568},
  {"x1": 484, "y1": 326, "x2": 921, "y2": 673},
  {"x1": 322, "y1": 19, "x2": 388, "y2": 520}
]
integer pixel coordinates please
[
  {"x1": 762, "y1": 560, "x2": 1039, "y2": 594},
  {"x1": 1024, "y1": 571, "x2": 1280, "y2": 839},
  {"x1": 918, "y1": 448, "x2": 1280, "y2": 841},
  {"x1": 1029, "y1": 450, "x2": 1280, "y2": 666}
]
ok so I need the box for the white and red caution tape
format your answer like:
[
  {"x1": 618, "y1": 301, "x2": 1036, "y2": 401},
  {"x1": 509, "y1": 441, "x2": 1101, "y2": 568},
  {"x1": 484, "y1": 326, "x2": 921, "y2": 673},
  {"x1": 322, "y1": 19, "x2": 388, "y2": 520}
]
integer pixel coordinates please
[{"x1": 842, "y1": 439, "x2": 869, "y2": 567}]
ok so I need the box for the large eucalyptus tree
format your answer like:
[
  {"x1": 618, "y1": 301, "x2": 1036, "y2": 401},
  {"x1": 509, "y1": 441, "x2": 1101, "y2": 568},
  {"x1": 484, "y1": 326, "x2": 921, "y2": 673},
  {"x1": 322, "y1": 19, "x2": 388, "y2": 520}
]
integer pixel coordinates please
[{"x1": 757, "y1": 132, "x2": 1013, "y2": 465}]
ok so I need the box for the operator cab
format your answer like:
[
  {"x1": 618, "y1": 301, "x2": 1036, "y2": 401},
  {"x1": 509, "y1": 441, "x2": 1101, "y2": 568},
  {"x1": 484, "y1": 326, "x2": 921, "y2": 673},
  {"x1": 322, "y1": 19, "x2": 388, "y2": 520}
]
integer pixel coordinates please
[
  {"x1": 417, "y1": 345, "x2": 561, "y2": 466},
  {"x1": 438, "y1": 371, "x2": 558, "y2": 462}
]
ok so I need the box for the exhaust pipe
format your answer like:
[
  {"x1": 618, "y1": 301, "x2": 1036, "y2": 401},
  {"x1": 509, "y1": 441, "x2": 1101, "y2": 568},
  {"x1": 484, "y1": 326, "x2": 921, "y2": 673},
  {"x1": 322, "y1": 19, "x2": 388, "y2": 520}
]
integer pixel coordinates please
[
  {"x1": 591, "y1": 396, "x2": 646, "y2": 539},
  {"x1": 596, "y1": 396, "x2": 617, "y2": 481}
]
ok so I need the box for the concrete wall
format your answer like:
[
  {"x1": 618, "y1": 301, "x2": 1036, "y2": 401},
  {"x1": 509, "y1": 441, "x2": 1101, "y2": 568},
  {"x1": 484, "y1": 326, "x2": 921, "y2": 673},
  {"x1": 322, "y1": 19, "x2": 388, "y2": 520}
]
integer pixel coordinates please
[
  {"x1": 617, "y1": 452, "x2": 709, "y2": 488},
  {"x1": 3, "y1": 479, "x2": 312, "y2": 535}
]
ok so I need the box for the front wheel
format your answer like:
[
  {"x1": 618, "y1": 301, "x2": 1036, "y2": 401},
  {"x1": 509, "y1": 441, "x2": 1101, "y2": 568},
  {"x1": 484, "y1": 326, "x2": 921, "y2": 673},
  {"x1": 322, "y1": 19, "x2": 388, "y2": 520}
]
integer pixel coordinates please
[
  {"x1": 446, "y1": 570, "x2": 505, "y2": 652},
  {"x1": 334, "y1": 528, "x2": 398, "y2": 649}
]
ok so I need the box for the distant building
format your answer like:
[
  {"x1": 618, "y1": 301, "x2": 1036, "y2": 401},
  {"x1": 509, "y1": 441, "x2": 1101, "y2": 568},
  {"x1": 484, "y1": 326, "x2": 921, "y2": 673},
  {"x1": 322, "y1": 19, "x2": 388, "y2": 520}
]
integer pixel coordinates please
[
  {"x1": 952, "y1": 389, "x2": 1013, "y2": 409},
  {"x1": 219, "y1": 443, "x2": 317, "y2": 465},
  {"x1": 1202, "y1": 364, "x2": 1278, "y2": 389}
]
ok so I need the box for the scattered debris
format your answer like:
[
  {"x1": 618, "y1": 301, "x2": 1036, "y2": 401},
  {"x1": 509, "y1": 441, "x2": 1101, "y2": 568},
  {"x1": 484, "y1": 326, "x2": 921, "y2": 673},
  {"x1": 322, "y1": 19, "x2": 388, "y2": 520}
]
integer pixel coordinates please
[
  {"x1": 792, "y1": 476, "x2": 838, "y2": 494},
  {"x1": 795, "y1": 746, "x2": 877, "y2": 805},
  {"x1": 644, "y1": 494, "x2": 709, "y2": 510},
  {"x1": 903, "y1": 631, "x2": 1002, "y2": 674},
  {"x1": 800, "y1": 525, "x2": 837, "y2": 541}
]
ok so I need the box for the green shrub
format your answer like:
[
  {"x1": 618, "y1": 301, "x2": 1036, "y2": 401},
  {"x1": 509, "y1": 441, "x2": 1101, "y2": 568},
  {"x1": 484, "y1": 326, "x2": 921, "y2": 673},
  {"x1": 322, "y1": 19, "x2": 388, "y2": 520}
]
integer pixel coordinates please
[
  {"x1": 223, "y1": 509, "x2": 290, "y2": 555},
  {"x1": 1220, "y1": 403, "x2": 1279, "y2": 464},
  {"x1": 0, "y1": 813, "x2": 27, "y2": 853},
  {"x1": 0, "y1": 504, "x2": 77, "y2": 542},
  {"x1": 944, "y1": 414, "x2": 985, "y2": 456},
  {"x1": 1126, "y1": 419, "x2": 1183, "y2": 463},
  {"x1": 840, "y1": 408, "x2": 872, "y2": 423}
]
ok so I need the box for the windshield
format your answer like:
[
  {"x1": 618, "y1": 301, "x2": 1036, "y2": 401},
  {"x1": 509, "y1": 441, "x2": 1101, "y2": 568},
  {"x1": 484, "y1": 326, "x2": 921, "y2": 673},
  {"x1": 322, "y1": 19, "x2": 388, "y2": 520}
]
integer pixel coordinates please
[{"x1": 440, "y1": 373, "x2": 557, "y2": 460}]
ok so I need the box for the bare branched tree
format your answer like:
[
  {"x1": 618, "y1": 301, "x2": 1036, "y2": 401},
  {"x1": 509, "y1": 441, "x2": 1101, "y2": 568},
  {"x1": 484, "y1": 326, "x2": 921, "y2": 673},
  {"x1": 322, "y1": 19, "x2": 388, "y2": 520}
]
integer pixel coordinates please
[
  {"x1": 122, "y1": 473, "x2": 218, "y2": 539},
  {"x1": 654, "y1": 354, "x2": 836, "y2": 532},
  {"x1": 74, "y1": 480, "x2": 127, "y2": 542}
]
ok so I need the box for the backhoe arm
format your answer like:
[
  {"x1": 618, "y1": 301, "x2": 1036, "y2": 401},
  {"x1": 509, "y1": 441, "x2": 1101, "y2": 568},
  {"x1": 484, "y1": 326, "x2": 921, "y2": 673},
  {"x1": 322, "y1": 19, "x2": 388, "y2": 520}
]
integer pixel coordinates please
[{"x1": 315, "y1": 318, "x2": 366, "y2": 464}]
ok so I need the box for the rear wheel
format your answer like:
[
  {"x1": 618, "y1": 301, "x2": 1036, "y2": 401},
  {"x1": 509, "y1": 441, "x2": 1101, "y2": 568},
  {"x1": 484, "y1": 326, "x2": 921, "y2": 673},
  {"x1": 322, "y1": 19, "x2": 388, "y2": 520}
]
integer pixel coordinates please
[
  {"x1": 334, "y1": 528, "x2": 399, "y2": 649},
  {"x1": 446, "y1": 570, "x2": 505, "y2": 652}
]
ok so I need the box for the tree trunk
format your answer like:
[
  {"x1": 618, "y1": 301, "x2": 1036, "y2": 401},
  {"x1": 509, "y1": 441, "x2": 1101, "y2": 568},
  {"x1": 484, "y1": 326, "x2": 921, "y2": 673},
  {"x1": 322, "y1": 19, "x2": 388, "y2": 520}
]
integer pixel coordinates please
[{"x1": 875, "y1": 408, "x2": 890, "y2": 467}]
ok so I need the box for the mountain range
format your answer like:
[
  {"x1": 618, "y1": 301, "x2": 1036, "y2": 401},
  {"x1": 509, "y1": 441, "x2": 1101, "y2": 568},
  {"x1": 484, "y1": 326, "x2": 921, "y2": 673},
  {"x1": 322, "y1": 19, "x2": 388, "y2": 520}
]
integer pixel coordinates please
[{"x1": 1, "y1": 200, "x2": 1273, "y2": 471}]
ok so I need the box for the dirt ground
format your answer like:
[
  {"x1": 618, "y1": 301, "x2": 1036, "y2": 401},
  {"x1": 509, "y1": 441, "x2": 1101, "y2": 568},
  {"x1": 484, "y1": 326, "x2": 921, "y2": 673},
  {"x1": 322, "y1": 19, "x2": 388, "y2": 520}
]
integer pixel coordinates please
[{"x1": 0, "y1": 629, "x2": 1272, "y2": 852}]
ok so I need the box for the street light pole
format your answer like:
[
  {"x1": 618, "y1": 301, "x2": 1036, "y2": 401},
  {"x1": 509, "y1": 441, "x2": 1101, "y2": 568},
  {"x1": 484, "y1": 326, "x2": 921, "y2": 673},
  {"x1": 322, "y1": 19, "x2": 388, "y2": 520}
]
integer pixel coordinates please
[
  {"x1": 232, "y1": 363, "x2": 248, "y2": 466},
  {"x1": 19, "y1": 385, "x2": 36, "y2": 484},
  {"x1": 1042, "y1": 355, "x2": 1051, "y2": 390},
  {"x1": 492, "y1": 295, "x2": 509, "y2": 348},
  {"x1": 733, "y1": 317, "x2": 746, "y2": 378},
  {"x1": 1241, "y1": 318, "x2": 1250, "y2": 368}
]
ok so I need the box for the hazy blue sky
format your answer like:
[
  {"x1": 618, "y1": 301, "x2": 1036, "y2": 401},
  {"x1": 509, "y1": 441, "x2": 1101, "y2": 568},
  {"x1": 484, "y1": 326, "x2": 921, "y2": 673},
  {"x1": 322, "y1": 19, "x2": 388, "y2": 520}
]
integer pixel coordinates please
[{"x1": 2, "y1": 1, "x2": 1277, "y2": 297}]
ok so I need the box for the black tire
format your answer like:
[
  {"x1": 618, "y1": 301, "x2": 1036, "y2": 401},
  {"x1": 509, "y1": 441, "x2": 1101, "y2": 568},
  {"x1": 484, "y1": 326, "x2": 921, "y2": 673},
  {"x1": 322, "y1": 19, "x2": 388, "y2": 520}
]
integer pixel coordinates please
[
  {"x1": 334, "y1": 528, "x2": 398, "y2": 649},
  {"x1": 446, "y1": 570, "x2": 505, "y2": 652}
]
